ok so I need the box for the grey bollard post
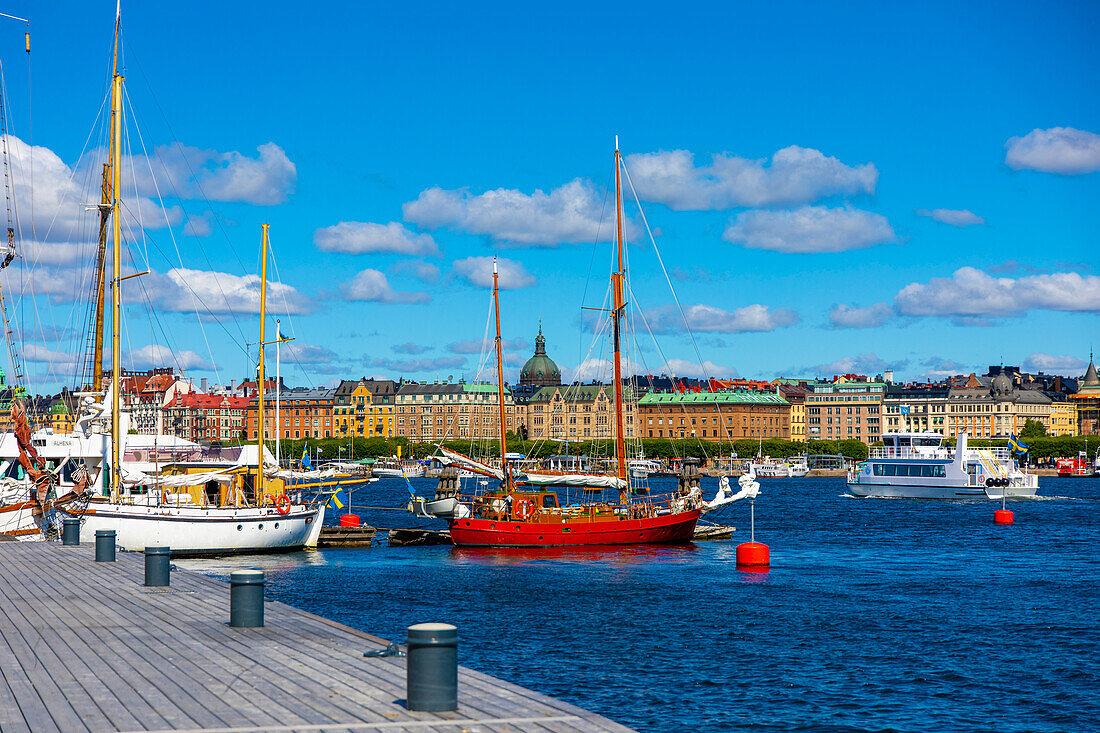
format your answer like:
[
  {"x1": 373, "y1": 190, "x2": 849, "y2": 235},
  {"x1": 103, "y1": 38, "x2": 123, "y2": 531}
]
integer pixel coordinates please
[
  {"x1": 61, "y1": 517, "x2": 80, "y2": 546},
  {"x1": 229, "y1": 570, "x2": 265, "y2": 627},
  {"x1": 406, "y1": 623, "x2": 458, "y2": 712},
  {"x1": 144, "y1": 546, "x2": 171, "y2": 587},
  {"x1": 95, "y1": 530, "x2": 116, "y2": 562}
]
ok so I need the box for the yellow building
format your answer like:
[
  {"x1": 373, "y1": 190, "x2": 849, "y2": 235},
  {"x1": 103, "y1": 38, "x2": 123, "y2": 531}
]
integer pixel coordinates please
[
  {"x1": 1049, "y1": 401, "x2": 1077, "y2": 437},
  {"x1": 333, "y1": 378, "x2": 396, "y2": 438},
  {"x1": 49, "y1": 399, "x2": 76, "y2": 434}
]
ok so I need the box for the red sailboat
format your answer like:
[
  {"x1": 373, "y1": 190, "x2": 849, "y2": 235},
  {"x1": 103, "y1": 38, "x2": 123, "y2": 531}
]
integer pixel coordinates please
[{"x1": 443, "y1": 139, "x2": 730, "y2": 548}]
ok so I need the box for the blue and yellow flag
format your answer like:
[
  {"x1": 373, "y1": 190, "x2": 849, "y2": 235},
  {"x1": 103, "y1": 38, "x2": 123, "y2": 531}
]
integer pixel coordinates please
[
  {"x1": 1007, "y1": 434, "x2": 1029, "y2": 455},
  {"x1": 327, "y1": 487, "x2": 348, "y2": 510},
  {"x1": 302, "y1": 444, "x2": 312, "y2": 469}
]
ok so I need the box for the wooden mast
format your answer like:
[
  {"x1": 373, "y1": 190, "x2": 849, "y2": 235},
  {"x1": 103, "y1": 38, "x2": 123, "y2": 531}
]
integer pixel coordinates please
[
  {"x1": 492, "y1": 258, "x2": 511, "y2": 490},
  {"x1": 611, "y1": 136, "x2": 628, "y2": 502},
  {"x1": 108, "y1": 6, "x2": 123, "y2": 501},
  {"x1": 256, "y1": 224, "x2": 270, "y2": 500},
  {"x1": 92, "y1": 8, "x2": 122, "y2": 391}
]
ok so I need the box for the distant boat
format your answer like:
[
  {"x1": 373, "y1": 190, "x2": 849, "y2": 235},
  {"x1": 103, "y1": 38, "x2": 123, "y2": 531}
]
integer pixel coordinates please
[
  {"x1": 847, "y1": 431, "x2": 1039, "y2": 499},
  {"x1": 748, "y1": 456, "x2": 809, "y2": 478}
]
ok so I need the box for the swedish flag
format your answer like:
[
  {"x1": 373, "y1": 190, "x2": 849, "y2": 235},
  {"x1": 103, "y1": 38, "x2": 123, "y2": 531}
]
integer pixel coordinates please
[
  {"x1": 1007, "y1": 434, "x2": 1029, "y2": 455},
  {"x1": 327, "y1": 488, "x2": 348, "y2": 510},
  {"x1": 302, "y1": 444, "x2": 312, "y2": 469}
]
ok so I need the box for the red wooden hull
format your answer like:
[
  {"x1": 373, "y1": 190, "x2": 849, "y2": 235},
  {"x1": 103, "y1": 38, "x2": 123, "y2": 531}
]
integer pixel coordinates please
[{"x1": 448, "y1": 508, "x2": 701, "y2": 547}]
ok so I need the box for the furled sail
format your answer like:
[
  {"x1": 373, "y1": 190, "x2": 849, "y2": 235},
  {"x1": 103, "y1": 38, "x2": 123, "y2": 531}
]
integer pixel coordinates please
[
  {"x1": 520, "y1": 471, "x2": 628, "y2": 490},
  {"x1": 437, "y1": 446, "x2": 504, "y2": 480}
]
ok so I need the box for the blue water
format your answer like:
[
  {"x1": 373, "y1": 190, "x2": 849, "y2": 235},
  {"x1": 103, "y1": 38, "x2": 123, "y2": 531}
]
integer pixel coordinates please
[{"x1": 180, "y1": 477, "x2": 1100, "y2": 732}]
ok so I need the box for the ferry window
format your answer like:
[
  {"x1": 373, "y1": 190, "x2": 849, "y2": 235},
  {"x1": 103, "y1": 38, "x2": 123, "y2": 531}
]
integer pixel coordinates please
[
  {"x1": 898, "y1": 437, "x2": 911, "y2": 447},
  {"x1": 873, "y1": 464, "x2": 885, "y2": 476}
]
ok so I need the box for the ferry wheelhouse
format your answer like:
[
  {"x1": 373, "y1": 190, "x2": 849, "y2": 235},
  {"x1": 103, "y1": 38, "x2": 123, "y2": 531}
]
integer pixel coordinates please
[{"x1": 847, "y1": 431, "x2": 1038, "y2": 499}]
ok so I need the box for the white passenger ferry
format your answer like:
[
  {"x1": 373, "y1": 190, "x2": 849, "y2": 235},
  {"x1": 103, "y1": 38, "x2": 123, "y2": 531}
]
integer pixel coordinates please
[
  {"x1": 847, "y1": 431, "x2": 1038, "y2": 499},
  {"x1": 748, "y1": 456, "x2": 809, "y2": 478}
]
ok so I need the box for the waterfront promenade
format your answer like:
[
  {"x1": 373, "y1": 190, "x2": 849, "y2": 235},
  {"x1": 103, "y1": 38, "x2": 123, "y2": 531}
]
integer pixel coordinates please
[{"x1": 0, "y1": 541, "x2": 632, "y2": 732}]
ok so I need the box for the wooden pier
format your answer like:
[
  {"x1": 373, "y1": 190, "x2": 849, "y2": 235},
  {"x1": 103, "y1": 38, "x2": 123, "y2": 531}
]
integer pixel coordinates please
[{"x1": 0, "y1": 542, "x2": 633, "y2": 732}]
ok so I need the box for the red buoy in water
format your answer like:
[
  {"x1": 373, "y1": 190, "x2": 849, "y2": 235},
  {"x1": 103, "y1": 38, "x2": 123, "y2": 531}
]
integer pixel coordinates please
[
  {"x1": 339, "y1": 513, "x2": 361, "y2": 527},
  {"x1": 736, "y1": 541, "x2": 770, "y2": 568},
  {"x1": 994, "y1": 509, "x2": 1014, "y2": 525}
]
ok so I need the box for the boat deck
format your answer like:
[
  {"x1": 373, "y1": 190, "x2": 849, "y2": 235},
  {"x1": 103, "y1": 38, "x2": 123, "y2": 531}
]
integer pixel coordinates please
[{"x1": 0, "y1": 540, "x2": 633, "y2": 732}]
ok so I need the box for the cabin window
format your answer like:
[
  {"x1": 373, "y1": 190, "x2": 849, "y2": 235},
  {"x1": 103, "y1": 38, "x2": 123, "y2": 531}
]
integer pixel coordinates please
[{"x1": 542, "y1": 494, "x2": 557, "y2": 508}]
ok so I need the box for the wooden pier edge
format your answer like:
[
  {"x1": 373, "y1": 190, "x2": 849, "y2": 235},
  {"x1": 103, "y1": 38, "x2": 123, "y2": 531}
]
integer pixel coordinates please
[{"x1": 0, "y1": 542, "x2": 635, "y2": 733}]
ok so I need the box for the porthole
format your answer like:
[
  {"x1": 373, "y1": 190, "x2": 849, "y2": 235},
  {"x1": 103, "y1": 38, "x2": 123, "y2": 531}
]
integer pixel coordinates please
[
  {"x1": 258, "y1": 524, "x2": 264, "y2": 530},
  {"x1": 237, "y1": 524, "x2": 243, "y2": 531},
  {"x1": 274, "y1": 523, "x2": 279, "y2": 529}
]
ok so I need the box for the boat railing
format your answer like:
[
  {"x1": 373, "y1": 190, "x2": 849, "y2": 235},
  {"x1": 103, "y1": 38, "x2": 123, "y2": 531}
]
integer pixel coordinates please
[{"x1": 868, "y1": 446, "x2": 953, "y2": 460}]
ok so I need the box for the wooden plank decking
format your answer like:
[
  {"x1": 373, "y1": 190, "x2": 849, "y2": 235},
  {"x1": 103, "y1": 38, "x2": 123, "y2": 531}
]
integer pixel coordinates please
[{"x1": 0, "y1": 542, "x2": 634, "y2": 733}]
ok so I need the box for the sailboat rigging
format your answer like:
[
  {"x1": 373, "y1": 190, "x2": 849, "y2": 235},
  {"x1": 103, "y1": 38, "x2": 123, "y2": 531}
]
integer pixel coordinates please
[{"x1": 433, "y1": 139, "x2": 749, "y2": 547}]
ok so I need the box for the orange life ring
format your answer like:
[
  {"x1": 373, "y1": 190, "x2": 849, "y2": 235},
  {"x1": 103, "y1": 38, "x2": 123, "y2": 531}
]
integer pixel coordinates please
[
  {"x1": 515, "y1": 498, "x2": 534, "y2": 520},
  {"x1": 276, "y1": 493, "x2": 291, "y2": 516}
]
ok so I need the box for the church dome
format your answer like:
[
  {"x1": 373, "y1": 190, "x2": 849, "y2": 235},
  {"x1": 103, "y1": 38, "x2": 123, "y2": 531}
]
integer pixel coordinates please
[
  {"x1": 1083, "y1": 355, "x2": 1100, "y2": 389},
  {"x1": 519, "y1": 322, "x2": 561, "y2": 387}
]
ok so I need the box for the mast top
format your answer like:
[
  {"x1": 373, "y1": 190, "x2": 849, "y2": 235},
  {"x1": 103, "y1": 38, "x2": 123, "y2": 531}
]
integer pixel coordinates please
[{"x1": 615, "y1": 134, "x2": 619, "y2": 153}]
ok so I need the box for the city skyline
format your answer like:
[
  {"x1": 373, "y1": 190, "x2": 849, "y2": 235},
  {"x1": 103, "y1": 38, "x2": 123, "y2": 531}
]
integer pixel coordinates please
[{"x1": 1, "y1": 1, "x2": 1098, "y2": 395}]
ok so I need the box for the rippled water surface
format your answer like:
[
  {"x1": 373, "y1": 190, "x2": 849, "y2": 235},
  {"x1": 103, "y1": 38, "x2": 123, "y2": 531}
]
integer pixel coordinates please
[{"x1": 179, "y1": 476, "x2": 1100, "y2": 732}]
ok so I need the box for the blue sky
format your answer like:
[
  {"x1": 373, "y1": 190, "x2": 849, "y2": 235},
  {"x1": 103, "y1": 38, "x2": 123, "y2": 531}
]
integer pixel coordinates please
[{"x1": 1, "y1": 1, "x2": 1098, "y2": 394}]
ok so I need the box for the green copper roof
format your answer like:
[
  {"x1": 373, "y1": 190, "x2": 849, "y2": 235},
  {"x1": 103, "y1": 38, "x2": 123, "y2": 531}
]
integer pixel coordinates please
[{"x1": 638, "y1": 390, "x2": 788, "y2": 405}]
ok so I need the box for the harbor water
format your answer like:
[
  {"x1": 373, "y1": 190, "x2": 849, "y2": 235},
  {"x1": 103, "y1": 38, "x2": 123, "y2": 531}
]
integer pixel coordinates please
[{"x1": 180, "y1": 476, "x2": 1100, "y2": 731}]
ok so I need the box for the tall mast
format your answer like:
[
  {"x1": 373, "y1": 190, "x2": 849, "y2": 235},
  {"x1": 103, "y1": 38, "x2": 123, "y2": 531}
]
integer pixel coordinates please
[
  {"x1": 108, "y1": 17, "x2": 123, "y2": 501},
  {"x1": 257, "y1": 224, "x2": 269, "y2": 498},
  {"x1": 492, "y1": 258, "x2": 511, "y2": 489},
  {"x1": 87, "y1": 5, "x2": 121, "y2": 390},
  {"x1": 611, "y1": 136, "x2": 627, "y2": 502}
]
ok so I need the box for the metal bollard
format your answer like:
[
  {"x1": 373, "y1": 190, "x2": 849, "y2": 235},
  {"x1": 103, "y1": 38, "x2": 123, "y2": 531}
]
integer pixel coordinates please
[
  {"x1": 144, "y1": 546, "x2": 171, "y2": 587},
  {"x1": 406, "y1": 623, "x2": 458, "y2": 712},
  {"x1": 61, "y1": 517, "x2": 81, "y2": 546},
  {"x1": 95, "y1": 530, "x2": 116, "y2": 562},
  {"x1": 229, "y1": 570, "x2": 265, "y2": 627}
]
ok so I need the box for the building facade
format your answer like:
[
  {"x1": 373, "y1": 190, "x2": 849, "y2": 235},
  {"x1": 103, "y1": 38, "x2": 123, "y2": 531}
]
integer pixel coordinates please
[
  {"x1": 524, "y1": 384, "x2": 635, "y2": 441},
  {"x1": 333, "y1": 378, "x2": 397, "y2": 438},
  {"x1": 805, "y1": 377, "x2": 885, "y2": 444},
  {"x1": 776, "y1": 383, "x2": 808, "y2": 442},
  {"x1": 883, "y1": 383, "x2": 950, "y2": 435},
  {"x1": 248, "y1": 387, "x2": 336, "y2": 440},
  {"x1": 163, "y1": 393, "x2": 249, "y2": 443},
  {"x1": 394, "y1": 381, "x2": 519, "y2": 442},
  {"x1": 637, "y1": 390, "x2": 790, "y2": 441},
  {"x1": 1072, "y1": 357, "x2": 1100, "y2": 435}
]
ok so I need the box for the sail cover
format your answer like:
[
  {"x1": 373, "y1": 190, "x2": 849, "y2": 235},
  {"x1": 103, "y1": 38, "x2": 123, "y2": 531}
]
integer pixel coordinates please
[
  {"x1": 437, "y1": 447, "x2": 504, "y2": 480},
  {"x1": 436, "y1": 447, "x2": 626, "y2": 490}
]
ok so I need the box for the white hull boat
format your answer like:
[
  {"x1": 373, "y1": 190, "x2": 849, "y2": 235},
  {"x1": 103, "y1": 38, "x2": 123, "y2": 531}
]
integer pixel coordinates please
[
  {"x1": 67, "y1": 501, "x2": 324, "y2": 556},
  {"x1": 847, "y1": 432, "x2": 1038, "y2": 499}
]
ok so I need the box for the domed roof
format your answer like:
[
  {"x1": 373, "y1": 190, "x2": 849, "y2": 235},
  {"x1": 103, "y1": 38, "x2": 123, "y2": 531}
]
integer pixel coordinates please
[
  {"x1": 992, "y1": 371, "x2": 1014, "y2": 400},
  {"x1": 519, "y1": 322, "x2": 562, "y2": 387}
]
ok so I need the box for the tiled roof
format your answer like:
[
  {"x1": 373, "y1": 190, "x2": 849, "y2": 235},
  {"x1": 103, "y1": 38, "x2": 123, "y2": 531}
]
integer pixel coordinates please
[{"x1": 638, "y1": 390, "x2": 788, "y2": 406}]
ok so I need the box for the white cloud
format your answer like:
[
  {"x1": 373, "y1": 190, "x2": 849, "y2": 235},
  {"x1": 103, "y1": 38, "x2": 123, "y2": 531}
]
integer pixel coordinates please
[
  {"x1": 23, "y1": 344, "x2": 79, "y2": 369},
  {"x1": 658, "y1": 358, "x2": 736, "y2": 379},
  {"x1": 128, "y1": 344, "x2": 212, "y2": 371},
  {"x1": 4, "y1": 135, "x2": 177, "y2": 243},
  {"x1": 646, "y1": 303, "x2": 800, "y2": 334},
  {"x1": 140, "y1": 142, "x2": 297, "y2": 205},
  {"x1": 369, "y1": 355, "x2": 465, "y2": 373},
  {"x1": 1022, "y1": 353, "x2": 1088, "y2": 374},
  {"x1": 340, "y1": 269, "x2": 430, "y2": 304},
  {"x1": 17, "y1": 240, "x2": 96, "y2": 266},
  {"x1": 916, "y1": 208, "x2": 985, "y2": 227},
  {"x1": 154, "y1": 268, "x2": 313, "y2": 315},
  {"x1": 393, "y1": 342, "x2": 432, "y2": 355},
  {"x1": 828, "y1": 303, "x2": 894, "y2": 329},
  {"x1": 894, "y1": 267, "x2": 1100, "y2": 318},
  {"x1": 393, "y1": 260, "x2": 441, "y2": 283},
  {"x1": 724, "y1": 205, "x2": 895, "y2": 253},
  {"x1": 313, "y1": 221, "x2": 439, "y2": 256},
  {"x1": 1005, "y1": 127, "x2": 1100, "y2": 175},
  {"x1": 184, "y1": 215, "x2": 212, "y2": 237},
  {"x1": 403, "y1": 179, "x2": 621, "y2": 247},
  {"x1": 447, "y1": 337, "x2": 527, "y2": 354},
  {"x1": 280, "y1": 342, "x2": 337, "y2": 364},
  {"x1": 808, "y1": 353, "x2": 890, "y2": 377},
  {"x1": 452, "y1": 256, "x2": 535, "y2": 289},
  {"x1": 624, "y1": 146, "x2": 877, "y2": 210}
]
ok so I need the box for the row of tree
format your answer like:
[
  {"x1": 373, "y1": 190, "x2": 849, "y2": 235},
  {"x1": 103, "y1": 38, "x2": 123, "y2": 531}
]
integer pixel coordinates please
[{"x1": 270, "y1": 435, "x2": 874, "y2": 463}]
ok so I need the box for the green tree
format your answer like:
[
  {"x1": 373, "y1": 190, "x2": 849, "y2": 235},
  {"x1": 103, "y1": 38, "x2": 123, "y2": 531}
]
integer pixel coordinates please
[{"x1": 1020, "y1": 419, "x2": 1047, "y2": 439}]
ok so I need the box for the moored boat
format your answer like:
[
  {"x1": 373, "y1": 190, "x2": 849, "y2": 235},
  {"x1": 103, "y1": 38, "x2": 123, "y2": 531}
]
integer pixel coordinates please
[{"x1": 847, "y1": 431, "x2": 1039, "y2": 499}]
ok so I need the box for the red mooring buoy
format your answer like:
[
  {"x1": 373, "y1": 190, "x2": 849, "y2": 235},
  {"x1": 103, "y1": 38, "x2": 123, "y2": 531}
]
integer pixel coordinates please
[
  {"x1": 994, "y1": 509, "x2": 1014, "y2": 525},
  {"x1": 736, "y1": 541, "x2": 770, "y2": 568},
  {"x1": 339, "y1": 513, "x2": 361, "y2": 528}
]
